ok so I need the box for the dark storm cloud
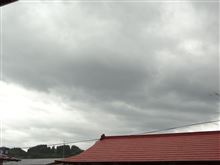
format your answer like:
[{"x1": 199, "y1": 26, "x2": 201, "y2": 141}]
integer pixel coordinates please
[
  {"x1": 1, "y1": 0, "x2": 219, "y2": 147},
  {"x1": 4, "y1": 2, "x2": 161, "y2": 99}
]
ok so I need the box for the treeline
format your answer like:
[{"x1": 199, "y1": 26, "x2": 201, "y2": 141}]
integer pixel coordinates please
[{"x1": 1, "y1": 145, "x2": 83, "y2": 159}]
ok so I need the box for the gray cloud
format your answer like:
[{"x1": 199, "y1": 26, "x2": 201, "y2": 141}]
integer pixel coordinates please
[{"x1": 1, "y1": 1, "x2": 219, "y2": 148}]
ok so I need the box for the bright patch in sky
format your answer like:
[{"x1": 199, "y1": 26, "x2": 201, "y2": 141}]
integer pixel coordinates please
[{"x1": 0, "y1": 81, "x2": 92, "y2": 148}]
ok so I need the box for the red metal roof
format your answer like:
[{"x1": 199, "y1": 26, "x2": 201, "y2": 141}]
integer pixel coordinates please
[{"x1": 58, "y1": 131, "x2": 220, "y2": 163}]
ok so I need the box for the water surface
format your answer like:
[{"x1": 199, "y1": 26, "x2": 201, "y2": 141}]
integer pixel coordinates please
[{"x1": 4, "y1": 158, "x2": 61, "y2": 165}]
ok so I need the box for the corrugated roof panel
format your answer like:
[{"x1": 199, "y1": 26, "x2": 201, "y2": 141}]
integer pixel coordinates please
[{"x1": 58, "y1": 131, "x2": 220, "y2": 163}]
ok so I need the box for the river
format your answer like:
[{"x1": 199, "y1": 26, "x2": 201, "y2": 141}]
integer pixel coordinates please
[{"x1": 4, "y1": 158, "x2": 62, "y2": 165}]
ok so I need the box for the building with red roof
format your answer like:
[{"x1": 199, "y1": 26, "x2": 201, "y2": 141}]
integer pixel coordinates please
[
  {"x1": 54, "y1": 131, "x2": 220, "y2": 165},
  {"x1": 0, "y1": 154, "x2": 20, "y2": 165}
]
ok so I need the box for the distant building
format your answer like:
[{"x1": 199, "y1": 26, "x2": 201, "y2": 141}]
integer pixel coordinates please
[
  {"x1": 0, "y1": 154, "x2": 20, "y2": 165},
  {"x1": 53, "y1": 131, "x2": 220, "y2": 165},
  {"x1": 0, "y1": 147, "x2": 9, "y2": 155}
]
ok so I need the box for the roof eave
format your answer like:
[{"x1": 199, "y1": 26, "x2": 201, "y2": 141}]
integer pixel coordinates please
[{"x1": 0, "y1": 0, "x2": 18, "y2": 7}]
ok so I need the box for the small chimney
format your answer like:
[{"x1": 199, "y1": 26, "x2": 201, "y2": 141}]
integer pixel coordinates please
[{"x1": 100, "y1": 134, "x2": 105, "y2": 140}]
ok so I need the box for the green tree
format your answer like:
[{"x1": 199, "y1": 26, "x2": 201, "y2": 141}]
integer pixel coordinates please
[{"x1": 8, "y1": 148, "x2": 27, "y2": 158}]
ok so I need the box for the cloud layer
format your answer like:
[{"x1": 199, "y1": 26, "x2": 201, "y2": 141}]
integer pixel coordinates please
[{"x1": 0, "y1": 1, "x2": 219, "y2": 148}]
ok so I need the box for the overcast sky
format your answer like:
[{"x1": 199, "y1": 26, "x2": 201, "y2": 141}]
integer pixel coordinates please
[{"x1": 0, "y1": 0, "x2": 219, "y2": 149}]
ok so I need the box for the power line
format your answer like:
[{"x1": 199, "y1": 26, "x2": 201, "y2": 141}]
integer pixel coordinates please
[
  {"x1": 138, "y1": 119, "x2": 220, "y2": 135},
  {"x1": 20, "y1": 138, "x2": 98, "y2": 150},
  {"x1": 48, "y1": 138, "x2": 98, "y2": 147},
  {"x1": 19, "y1": 119, "x2": 220, "y2": 150}
]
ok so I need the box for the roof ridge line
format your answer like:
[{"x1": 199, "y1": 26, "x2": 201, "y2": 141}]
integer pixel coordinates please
[{"x1": 102, "y1": 130, "x2": 220, "y2": 139}]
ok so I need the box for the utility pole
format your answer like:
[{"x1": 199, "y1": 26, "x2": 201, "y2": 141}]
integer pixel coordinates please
[
  {"x1": 62, "y1": 140, "x2": 65, "y2": 158},
  {"x1": 0, "y1": 0, "x2": 18, "y2": 150},
  {"x1": 0, "y1": 120, "x2": 2, "y2": 147}
]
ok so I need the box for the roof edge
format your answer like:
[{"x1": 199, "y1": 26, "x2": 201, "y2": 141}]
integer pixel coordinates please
[
  {"x1": 56, "y1": 159, "x2": 220, "y2": 163},
  {"x1": 102, "y1": 130, "x2": 220, "y2": 140}
]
